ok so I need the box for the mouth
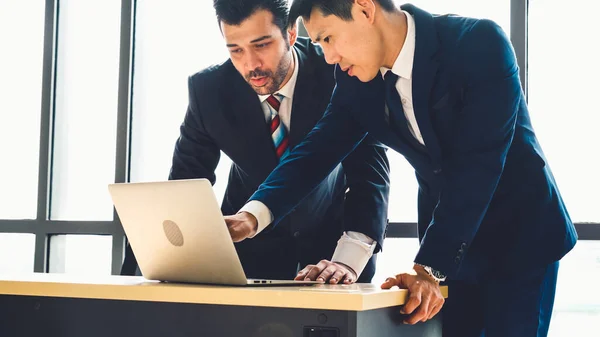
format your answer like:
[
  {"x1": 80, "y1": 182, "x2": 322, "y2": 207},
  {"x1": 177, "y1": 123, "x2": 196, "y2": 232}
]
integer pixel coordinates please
[
  {"x1": 341, "y1": 65, "x2": 354, "y2": 76},
  {"x1": 249, "y1": 76, "x2": 268, "y2": 87}
]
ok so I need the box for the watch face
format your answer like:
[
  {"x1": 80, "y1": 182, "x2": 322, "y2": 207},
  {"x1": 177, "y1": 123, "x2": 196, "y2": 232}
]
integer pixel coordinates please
[{"x1": 432, "y1": 270, "x2": 446, "y2": 279}]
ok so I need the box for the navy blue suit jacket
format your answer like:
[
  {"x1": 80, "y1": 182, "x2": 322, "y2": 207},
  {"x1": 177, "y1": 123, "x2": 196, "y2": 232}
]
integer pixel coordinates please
[
  {"x1": 249, "y1": 5, "x2": 577, "y2": 279},
  {"x1": 168, "y1": 38, "x2": 390, "y2": 263}
]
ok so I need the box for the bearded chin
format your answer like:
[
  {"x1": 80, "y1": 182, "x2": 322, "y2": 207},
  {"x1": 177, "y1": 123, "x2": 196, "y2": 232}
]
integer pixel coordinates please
[
  {"x1": 247, "y1": 47, "x2": 294, "y2": 94},
  {"x1": 269, "y1": 53, "x2": 292, "y2": 92}
]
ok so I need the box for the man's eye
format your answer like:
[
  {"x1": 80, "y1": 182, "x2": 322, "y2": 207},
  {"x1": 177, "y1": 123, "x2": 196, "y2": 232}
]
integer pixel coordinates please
[{"x1": 323, "y1": 36, "x2": 330, "y2": 43}]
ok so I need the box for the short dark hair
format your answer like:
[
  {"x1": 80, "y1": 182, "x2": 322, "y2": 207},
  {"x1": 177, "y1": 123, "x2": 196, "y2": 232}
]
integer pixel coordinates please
[
  {"x1": 213, "y1": 0, "x2": 290, "y2": 35},
  {"x1": 289, "y1": 0, "x2": 396, "y2": 26}
]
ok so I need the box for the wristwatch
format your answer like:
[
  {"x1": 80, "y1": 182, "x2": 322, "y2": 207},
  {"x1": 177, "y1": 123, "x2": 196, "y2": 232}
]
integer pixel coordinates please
[{"x1": 417, "y1": 264, "x2": 447, "y2": 283}]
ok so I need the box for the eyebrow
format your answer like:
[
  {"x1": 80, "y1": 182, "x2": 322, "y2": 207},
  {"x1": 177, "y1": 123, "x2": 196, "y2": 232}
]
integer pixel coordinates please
[
  {"x1": 250, "y1": 35, "x2": 272, "y2": 43},
  {"x1": 226, "y1": 35, "x2": 272, "y2": 47},
  {"x1": 313, "y1": 30, "x2": 325, "y2": 43}
]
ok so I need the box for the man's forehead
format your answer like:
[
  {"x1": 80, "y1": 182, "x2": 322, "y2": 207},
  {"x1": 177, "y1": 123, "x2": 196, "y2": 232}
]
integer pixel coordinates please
[
  {"x1": 222, "y1": 22, "x2": 280, "y2": 44},
  {"x1": 305, "y1": 19, "x2": 337, "y2": 43}
]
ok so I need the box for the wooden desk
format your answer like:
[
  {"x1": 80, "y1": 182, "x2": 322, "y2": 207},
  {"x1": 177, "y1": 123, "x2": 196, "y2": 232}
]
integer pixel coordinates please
[{"x1": 0, "y1": 273, "x2": 448, "y2": 337}]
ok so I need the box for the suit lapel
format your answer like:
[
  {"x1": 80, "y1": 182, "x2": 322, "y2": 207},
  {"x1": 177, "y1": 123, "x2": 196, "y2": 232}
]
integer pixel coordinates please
[
  {"x1": 288, "y1": 47, "x2": 326, "y2": 149},
  {"x1": 221, "y1": 63, "x2": 279, "y2": 173},
  {"x1": 358, "y1": 75, "x2": 415, "y2": 151},
  {"x1": 403, "y1": 4, "x2": 443, "y2": 169}
]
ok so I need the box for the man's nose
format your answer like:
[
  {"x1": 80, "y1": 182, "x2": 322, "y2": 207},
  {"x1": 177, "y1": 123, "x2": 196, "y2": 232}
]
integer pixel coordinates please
[
  {"x1": 245, "y1": 50, "x2": 262, "y2": 72},
  {"x1": 323, "y1": 46, "x2": 341, "y2": 65}
]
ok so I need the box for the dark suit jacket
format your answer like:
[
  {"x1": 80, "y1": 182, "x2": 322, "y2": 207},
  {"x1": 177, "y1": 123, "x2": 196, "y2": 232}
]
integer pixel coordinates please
[
  {"x1": 249, "y1": 5, "x2": 577, "y2": 280},
  {"x1": 167, "y1": 38, "x2": 390, "y2": 279}
]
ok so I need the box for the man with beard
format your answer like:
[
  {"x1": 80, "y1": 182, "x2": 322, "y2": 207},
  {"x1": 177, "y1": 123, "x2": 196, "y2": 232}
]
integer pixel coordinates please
[{"x1": 148, "y1": 0, "x2": 391, "y2": 284}]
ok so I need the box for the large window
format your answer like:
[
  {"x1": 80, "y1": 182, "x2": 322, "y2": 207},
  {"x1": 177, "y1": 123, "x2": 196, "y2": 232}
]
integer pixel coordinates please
[
  {"x1": 0, "y1": 0, "x2": 45, "y2": 220},
  {"x1": 51, "y1": 0, "x2": 122, "y2": 221},
  {"x1": 130, "y1": 0, "x2": 232, "y2": 203},
  {"x1": 0, "y1": 233, "x2": 36, "y2": 273},
  {"x1": 0, "y1": 0, "x2": 124, "y2": 276},
  {"x1": 48, "y1": 235, "x2": 112, "y2": 275},
  {"x1": 0, "y1": 1, "x2": 599, "y2": 335},
  {"x1": 526, "y1": 1, "x2": 600, "y2": 335},
  {"x1": 550, "y1": 241, "x2": 600, "y2": 336},
  {"x1": 528, "y1": 0, "x2": 600, "y2": 223}
]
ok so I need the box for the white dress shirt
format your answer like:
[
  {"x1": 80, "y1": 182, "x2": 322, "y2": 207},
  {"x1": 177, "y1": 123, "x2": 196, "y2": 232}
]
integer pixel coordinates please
[
  {"x1": 380, "y1": 11, "x2": 424, "y2": 146},
  {"x1": 239, "y1": 48, "x2": 377, "y2": 278}
]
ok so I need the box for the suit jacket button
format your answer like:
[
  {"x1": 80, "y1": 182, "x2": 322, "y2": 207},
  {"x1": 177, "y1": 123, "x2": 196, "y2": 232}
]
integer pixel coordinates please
[
  {"x1": 454, "y1": 256, "x2": 461, "y2": 264},
  {"x1": 294, "y1": 231, "x2": 301, "y2": 238},
  {"x1": 461, "y1": 242, "x2": 467, "y2": 249},
  {"x1": 433, "y1": 168, "x2": 442, "y2": 175}
]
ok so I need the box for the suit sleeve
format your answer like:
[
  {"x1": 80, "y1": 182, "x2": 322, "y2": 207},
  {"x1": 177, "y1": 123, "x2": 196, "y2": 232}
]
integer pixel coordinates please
[
  {"x1": 340, "y1": 134, "x2": 390, "y2": 252},
  {"x1": 169, "y1": 76, "x2": 221, "y2": 183},
  {"x1": 249, "y1": 68, "x2": 369, "y2": 228},
  {"x1": 414, "y1": 19, "x2": 523, "y2": 278}
]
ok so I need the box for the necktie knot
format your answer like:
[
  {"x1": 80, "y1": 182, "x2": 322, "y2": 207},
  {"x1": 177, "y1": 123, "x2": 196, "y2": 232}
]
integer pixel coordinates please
[
  {"x1": 266, "y1": 94, "x2": 283, "y2": 114},
  {"x1": 384, "y1": 71, "x2": 399, "y2": 89}
]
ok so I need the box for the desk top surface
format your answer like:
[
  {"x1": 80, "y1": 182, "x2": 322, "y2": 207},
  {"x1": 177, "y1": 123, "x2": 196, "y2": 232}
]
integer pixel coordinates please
[{"x1": 0, "y1": 273, "x2": 448, "y2": 311}]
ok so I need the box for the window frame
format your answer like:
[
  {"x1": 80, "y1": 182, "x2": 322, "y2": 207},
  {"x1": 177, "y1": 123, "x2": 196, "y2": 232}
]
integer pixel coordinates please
[{"x1": 0, "y1": 0, "x2": 597, "y2": 275}]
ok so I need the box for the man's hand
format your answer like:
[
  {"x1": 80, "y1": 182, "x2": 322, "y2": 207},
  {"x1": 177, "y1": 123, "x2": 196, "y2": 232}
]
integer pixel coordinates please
[
  {"x1": 223, "y1": 212, "x2": 258, "y2": 242},
  {"x1": 295, "y1": 260, "x2": 358, "y2": 284},
  {"x1": 380, "y1": 265, "x2": 445, "y2": 324}
]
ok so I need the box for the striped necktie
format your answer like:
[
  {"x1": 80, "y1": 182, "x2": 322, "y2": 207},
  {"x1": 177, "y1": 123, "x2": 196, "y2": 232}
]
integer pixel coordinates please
[{"x1": 266, "y1": 94, "x2": 289, "y2": 159}]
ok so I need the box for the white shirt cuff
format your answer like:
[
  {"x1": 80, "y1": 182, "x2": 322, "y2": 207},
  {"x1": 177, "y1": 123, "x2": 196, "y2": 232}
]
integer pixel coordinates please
[
  {"x1": 331, "y1": 231, "x2": 377, "y2": 279},
  {"x1": 238, "y1": 200, "x2": 273, "y2": 238}
]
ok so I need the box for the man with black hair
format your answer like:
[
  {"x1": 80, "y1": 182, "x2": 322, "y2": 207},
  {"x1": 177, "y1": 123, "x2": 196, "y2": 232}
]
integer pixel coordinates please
[
  {"x1": 225, "y1": 0, "x2": 577, "y2": 336},
  {"x1": 162, "y1": 0, "x2": 391, "y2": 284}
]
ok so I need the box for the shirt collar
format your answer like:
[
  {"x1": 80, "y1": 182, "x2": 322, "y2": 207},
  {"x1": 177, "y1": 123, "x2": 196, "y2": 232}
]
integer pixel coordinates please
[
  {"x1": 258, "y1": 47, "x2": 299, "y2": 102},
  {"x1": 380, "y1": 11, "x2": 416, "y2": 80}
]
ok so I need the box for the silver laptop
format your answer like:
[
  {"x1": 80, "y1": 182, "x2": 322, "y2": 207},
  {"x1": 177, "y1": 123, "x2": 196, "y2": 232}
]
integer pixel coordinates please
[{"x1": 108, "y1": 178, "x2": 317, "y2": 286}]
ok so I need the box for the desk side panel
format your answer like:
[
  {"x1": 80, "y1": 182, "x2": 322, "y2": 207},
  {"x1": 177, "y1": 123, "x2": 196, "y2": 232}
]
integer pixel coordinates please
[
  {"x1": 0, "y1": 295, "x2": 352, "y2": 337},
  {"x1": 355, "y1": 307, "x2": 442, "y2": 337}
]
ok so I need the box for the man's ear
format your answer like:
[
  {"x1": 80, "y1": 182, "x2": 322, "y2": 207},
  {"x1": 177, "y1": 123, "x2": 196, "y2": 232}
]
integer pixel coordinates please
[
  {"x1": 288, "y1": 23, "x2": 298, "y2": 46},
  {"x1": 355, "y1": 0, "x2": 377, "y2": 23}
]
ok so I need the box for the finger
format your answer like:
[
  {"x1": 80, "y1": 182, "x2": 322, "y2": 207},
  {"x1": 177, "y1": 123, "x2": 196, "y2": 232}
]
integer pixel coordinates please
[
  {"x1": 227, "y1": 223, "x2": 241, "y2": 241},
  {"x1": 426, "y1": 302, "x2": 441, "y2": 321},
  {"x1": 223, "y1": 214, "x2": 241, "y2": 225},
  {"x1": 304, "y1": 265, "x2": 322, "y2": 281},
  {"x1": 428, "y1": 298, "x2": 445, "y2": 320},
  {"x1": 342, "y1": 273, "x2": 356, "y2": 284},
  {"x1": 332, "y1": 262, "x2": 356, "y2": 284},
  {"x1": 380, "y1": 276, "x2": 400, "y2": 289},
  {"x1": 405, "y1": 295, "x2": 430, "y2": 325},
  {"x1": 305, "y1": 260, "x2": 328, "y2": 281},
  {"x1": 401, "y1": 286, "x2": 422, "y2": 315},
  {"x1": 231, "y1": 223, "x2": 250, "y2": 242},
  {"x1": 393, "y1": 273, "x2": 415, "y2": 289},
  {"x1": 316, "y1": 265, "x2": 337, "y2": 283},
  {"x1": 383, "y1": 273, "x2": 413, "y2": 290},
  {"x1": 295, "y1": 265, "x2": 314, "y2": 280},
  {"x1": 329, "y1": 269, "x2": 347, "y2": 284}
]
